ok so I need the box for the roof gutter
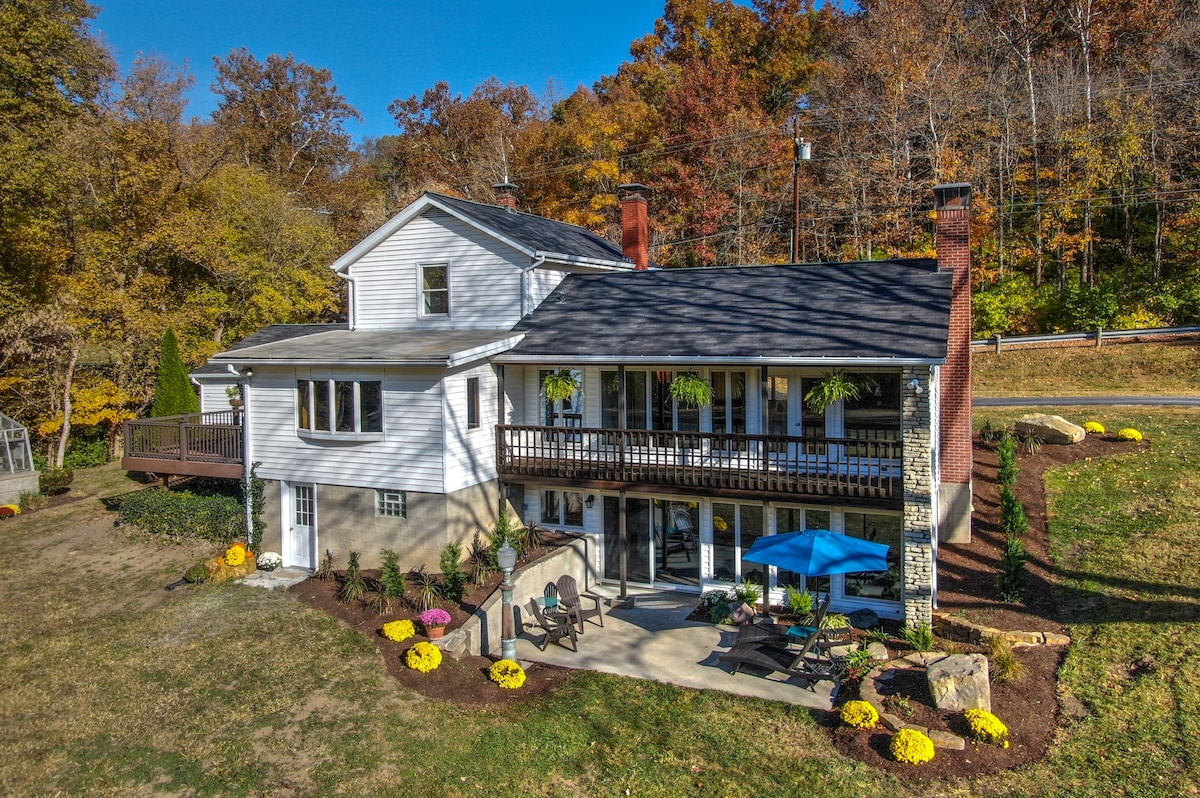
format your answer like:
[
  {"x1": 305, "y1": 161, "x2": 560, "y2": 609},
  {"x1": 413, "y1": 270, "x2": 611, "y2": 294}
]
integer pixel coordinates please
[
  {"x1": 536, "y1": 252, "x2": 633, "y2": 270},
  {"x1": 494, "y1": 355, "x2": 946, "y2": 367}
]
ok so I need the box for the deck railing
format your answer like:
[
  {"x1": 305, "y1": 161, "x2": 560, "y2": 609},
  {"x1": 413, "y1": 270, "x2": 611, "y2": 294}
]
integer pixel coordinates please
[
  {"x1": 123, "y1": 412, "x2": 243, "y2": 467},
  {"x1": 498, "y1": 425, "x2": 901, "y2": 501}
]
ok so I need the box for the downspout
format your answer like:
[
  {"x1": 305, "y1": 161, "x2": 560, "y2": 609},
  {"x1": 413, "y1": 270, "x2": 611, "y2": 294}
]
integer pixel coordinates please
[
  {"x1": 336, "y1": 271, "x2": 357, "y2": 330},
  {"x1": 241, "y1": 367, "x2": 254, "y2": 548},
  {"x1": 521, "y1": 255, "x2": 546, "y2": 318}
]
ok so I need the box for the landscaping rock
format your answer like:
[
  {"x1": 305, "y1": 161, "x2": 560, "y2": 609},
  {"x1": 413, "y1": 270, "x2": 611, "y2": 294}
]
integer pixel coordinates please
[
  {"x1": 881, "y1": 712, "x2": 906, "y2": 732},
  {"x1": 926, "y1": 653, "x2": 992, "y2": 712},
  {"x1": 847, "y1": 608, "x2": 880, "y2": 629},
  {"x1": 927, "y1": 729, "x2": 967, "y2": 750},
  {"x1": 435, "y1": 628, "x2": 471, "y2": 661},
  {"x1": 866, "y1": 642, "x2": 890, "y2": 661},
  {"x1": 1015, "y1": 413, "x2": 1085, "y2": 445},
  {"x1": 1043, "y1": 632, "x2": 1072, "y2": 646}
]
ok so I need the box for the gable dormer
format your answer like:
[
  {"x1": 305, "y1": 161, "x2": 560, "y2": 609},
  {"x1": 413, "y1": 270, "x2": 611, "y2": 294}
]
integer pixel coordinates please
[{"x1": 333, "y1": 193, "x2": 633, "y2": 332}]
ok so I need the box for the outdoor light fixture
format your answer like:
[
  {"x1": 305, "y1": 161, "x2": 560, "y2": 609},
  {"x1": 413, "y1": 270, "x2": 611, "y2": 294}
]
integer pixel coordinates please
[
  {"x1": 498, "y1": 541, "x2": 518, "y2": 661},
  {"x1": 907, "y1": 378, "x2": 923, "y2": 394},
  {"x1": 585, "y1": 494, "x2": 595, "y2": 508}
]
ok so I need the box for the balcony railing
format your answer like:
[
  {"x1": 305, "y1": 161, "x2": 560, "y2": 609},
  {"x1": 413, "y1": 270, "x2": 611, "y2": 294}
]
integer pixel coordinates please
[
  {"x1": 121, "y1": 411, "x2": 244, "y2": 478},
  {"x1": 498, "y1": 425, "x2": 901, "y2": 503}
]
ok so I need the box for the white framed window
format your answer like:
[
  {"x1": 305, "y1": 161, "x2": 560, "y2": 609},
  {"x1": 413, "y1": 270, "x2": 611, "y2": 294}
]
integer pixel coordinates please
[
  {"x1": 467, "y1": 377, "x2": 480, "y2": 429},
  {"x1": 541, "y1": 489, "x2": 586, "y2": 528},
  {"x1": 376, "y1": 489, "x2": 406, "y2": 518},
  {"x1": 297, "y1": 379, "x2": 383, "y2": 439},
  {"x1": 420, "y1": 263, "x2": 449, "y2": 316}
]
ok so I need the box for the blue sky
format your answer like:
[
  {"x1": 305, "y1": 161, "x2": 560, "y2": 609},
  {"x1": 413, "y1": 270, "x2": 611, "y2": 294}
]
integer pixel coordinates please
[{"x1": 90, "y1": 0, "x2": 667, "y2": 142}]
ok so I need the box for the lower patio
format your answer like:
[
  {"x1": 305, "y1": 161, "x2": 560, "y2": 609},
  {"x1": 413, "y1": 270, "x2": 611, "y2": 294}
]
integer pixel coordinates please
[{"x1": 512, "y1": 587, "x2": 836, "y2": 710}]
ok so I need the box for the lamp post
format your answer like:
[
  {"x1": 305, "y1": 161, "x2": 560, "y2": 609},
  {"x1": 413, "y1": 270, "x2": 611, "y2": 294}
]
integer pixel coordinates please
[{"x1": 497, "y1": 541, "x2": 518, "y2": 661}]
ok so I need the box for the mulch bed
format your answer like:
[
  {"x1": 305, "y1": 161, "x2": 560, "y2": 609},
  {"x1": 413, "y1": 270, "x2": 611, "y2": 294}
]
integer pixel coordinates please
[
  {"x1": 288, "y1": 433, "x2": 1143, "y2": 776},
  {"x1": 288, "y1": 534, "x2": 577, "y2": 708}
]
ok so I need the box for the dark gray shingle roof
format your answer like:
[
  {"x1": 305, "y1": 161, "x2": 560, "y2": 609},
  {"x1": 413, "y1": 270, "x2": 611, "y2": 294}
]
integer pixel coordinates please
[
  {"x1": 429, "y1": 193, "x2": 631, "y2": 265},
  {"x1": 505, "y1": 260, "x2": 951, "y2": 362}
]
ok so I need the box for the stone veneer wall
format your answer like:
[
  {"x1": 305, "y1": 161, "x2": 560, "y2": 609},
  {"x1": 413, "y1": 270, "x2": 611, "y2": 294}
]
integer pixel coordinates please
[{"x1": 901, "y1": 365, "x2": 935, "y2": 627}]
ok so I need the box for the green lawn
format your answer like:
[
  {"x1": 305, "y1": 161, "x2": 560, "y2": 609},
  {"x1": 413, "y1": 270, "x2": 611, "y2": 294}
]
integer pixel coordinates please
[
  {"x1": 2, "y1": 407, "x2": 1199, "y2": 794},
  {"x1": 974, "y1": 340, "x2": 1200, "y2": 397}
]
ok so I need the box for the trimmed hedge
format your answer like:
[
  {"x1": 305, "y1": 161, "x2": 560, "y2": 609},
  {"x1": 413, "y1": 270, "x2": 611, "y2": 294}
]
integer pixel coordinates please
[{"x1": 117, "y1": 488, "x2": 243, "y2": 543}]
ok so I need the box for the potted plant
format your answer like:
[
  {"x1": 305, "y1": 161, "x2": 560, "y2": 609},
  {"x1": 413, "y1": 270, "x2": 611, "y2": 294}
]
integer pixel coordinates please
[
  {"x1": 225, "y1": 384, "x2": 244, "y2": 408},
  {"x1": 419, "y1": 607, "x2": 452, "y2": 639},
  {"x1": 541, "y1": 369, "x2": 579, "y2": 402},
  {"x1": 803, "y1": 371, "x2": 876, "y2": 414},
  {"x1": 668, "y1": 372, "x2": 713, "y2": 407}
]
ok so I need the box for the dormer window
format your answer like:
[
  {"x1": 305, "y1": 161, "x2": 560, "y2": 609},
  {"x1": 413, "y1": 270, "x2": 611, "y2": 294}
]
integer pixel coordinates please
[{"x1": 421, "y1": 263, "x2": 449, "y2": 316}]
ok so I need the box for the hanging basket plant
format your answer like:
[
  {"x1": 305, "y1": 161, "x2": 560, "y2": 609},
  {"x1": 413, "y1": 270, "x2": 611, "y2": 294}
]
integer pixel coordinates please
[
  {"x1": 668, "y1": 372, "x2": 714, "y2": 407},
  {"x1": 804, "y1": 371, "x2": 877, "y2": 414},
  {"x1": 541, "y1": 369, "x2": 579, "y2": 402}
]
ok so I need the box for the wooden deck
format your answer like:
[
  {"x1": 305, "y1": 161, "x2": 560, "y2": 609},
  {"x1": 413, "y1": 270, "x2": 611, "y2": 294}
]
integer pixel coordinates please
[
  {"x1": 121, "y1": 412, "x2": 244, "y2": 479},
  {"x1": 498, "y1": 425, "x2": 902, "y2": 506}
]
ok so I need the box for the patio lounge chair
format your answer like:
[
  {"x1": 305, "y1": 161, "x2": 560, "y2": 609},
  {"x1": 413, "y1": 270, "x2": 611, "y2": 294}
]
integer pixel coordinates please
[
  {"x1": 736, "y1": 594, "x2": 831, "y2": 646},
  {"x1": 718, "y1": 627, "x2": 842, "y2": 689},
  {"x1": 556, "y1": 574, "x2": 604, "y2": 633},
  {"x1": 527, "y1": 598, "x2": 577, "y2": 651}
]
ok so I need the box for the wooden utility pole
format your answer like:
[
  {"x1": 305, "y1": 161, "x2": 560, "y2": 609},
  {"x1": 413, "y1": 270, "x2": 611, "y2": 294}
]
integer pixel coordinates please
[{"x1": 791, "y1": 121, "x2": 811, "y2": 263}]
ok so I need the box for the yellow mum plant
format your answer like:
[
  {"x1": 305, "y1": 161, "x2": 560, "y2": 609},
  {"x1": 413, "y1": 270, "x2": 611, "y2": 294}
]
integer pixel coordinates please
[
  {"x1": 406, "y1": 641, "x2": 442, "y2": 673},
  {"x1": 1117, "y1": 428, "x2": 1144, "y2": 441},
  {"x1": 488, "y1": 659, "x2": 527, "y2": 689},
  {"x1": 224, "y1": 542, "x2": 247, "y2": 566},
  {"x1": 382, "y1": 620, "x2": 416, "y2": 642},
  {"x1": 1083, "y1": 421, "x2": 1105, "y2": 435},
  {"x1": 964, "y1": 709, "x2": 1010, "y2": 748},
  {"x1": 839, "y1": 700, "x2": 879, "y2": 730},
  {"x1": 889, "y1": 728, "x2": 935, "y2": 765}
]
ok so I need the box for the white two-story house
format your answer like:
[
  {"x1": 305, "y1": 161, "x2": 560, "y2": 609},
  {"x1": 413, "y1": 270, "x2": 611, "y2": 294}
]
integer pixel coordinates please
[{"x1": 124, "y1": 182, "x2": 975, "y2": 626}]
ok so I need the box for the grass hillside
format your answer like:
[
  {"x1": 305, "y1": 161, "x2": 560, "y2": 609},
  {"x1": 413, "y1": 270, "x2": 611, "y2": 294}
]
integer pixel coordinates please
[{"x1": 973, "y1": 340, "x2": 1200, "y2": 397}]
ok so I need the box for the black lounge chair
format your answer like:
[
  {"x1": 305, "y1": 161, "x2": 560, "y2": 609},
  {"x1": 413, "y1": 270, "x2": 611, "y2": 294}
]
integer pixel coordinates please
[
  {"x1": 718, "y1": 627, "x2": 842, "y2": 689},
  {"x1": 556, "y1": 574, "x2": 603, "y2": 633},
  {"x1": 737, "y1": 594, "x2": 832, "y2": 646},
  {"x1": 527, "y1": 598, "x2": 577, "y2": 651}
]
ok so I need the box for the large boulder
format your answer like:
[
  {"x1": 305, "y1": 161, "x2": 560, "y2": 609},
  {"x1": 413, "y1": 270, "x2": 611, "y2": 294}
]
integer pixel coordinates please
[
  {"x1": 926, "y1": 653, "x2": 992, "y2": 711},
  {"x1": 1015, "y1": 413, "x2": 1085, "y2": 445}
]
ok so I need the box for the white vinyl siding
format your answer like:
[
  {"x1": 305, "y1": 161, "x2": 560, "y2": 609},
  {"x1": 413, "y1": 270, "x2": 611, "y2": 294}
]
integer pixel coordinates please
[
  {"x1": 249, "y1": 366, "x2": 446, "y2": 493},
  {"x1": 350, "y1": 210, "x2": 526, "y2": 330},
  {"x1": 197, "y1": 378, "x2": 239, "y2": 414},
  {"x1": 444, "y1": 363, "x2": 499, "y2": 493}
]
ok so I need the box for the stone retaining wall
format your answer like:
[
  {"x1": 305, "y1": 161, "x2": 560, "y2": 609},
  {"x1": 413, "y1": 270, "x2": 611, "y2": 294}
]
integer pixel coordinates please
[{"x1": 932, "y1": 612, "x2": 1071, "y2": 647}]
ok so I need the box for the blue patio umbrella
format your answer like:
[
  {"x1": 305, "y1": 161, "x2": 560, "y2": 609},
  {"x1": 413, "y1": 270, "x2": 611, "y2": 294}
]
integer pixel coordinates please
[
  {"x1": 742, "y1": 529, "x2": 890, "y2": 620},
  {"x1": 742, "y1": 529, "x2": 890, "y2": 577}
]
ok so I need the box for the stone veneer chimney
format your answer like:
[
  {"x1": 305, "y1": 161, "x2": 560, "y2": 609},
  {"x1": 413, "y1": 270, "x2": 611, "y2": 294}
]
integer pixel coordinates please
[
  {"x1": 618, "y1": 183, "x2": 650, "y2": 270},
  {"x1": 494, "y1": 182, "x2": 518, "y2": 210},
  {"x1": 934, "y1": 182, "x2": 973, "y2": 543}
]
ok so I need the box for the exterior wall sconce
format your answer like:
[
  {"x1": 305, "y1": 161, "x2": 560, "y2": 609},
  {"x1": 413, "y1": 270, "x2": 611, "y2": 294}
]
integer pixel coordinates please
[
  {"x1": 585, "y1": 494, "x2": 595, "y2": 508},
  {"x1": 908, "y1": 378, "x2": 923, "y2": 394}
]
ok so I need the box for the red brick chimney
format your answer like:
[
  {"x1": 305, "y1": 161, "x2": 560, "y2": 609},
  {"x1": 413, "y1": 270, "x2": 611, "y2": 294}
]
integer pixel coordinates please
[
  {"x1": 494, "y1": 182, "x2": 518, "y2": 210},
  {"x1": 619, "y1": 183, "x2": 650, "y2": 270},
  {"x1": 935, "y1": 182, "x2": 973, "y2": 543}
]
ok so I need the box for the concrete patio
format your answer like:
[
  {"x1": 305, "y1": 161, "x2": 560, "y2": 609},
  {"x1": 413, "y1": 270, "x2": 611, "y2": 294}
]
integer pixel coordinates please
[{"x1": 514, "y1": 587, "x2": 837, "y2": 710}]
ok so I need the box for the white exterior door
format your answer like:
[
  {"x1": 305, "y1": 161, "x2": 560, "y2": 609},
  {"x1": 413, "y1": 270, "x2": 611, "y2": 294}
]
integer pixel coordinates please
[{"x1": 286, "y1": 483, "x2": 317, "y2": 569}]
